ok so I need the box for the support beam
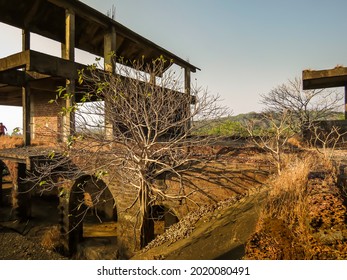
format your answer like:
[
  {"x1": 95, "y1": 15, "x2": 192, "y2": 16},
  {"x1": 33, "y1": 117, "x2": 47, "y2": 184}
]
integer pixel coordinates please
[
  {"x1": 63, "y1": 79, "x2": 76, "y2": 140},
  {"x1": 22, "y1": 29, "x2": 30, "y2": 51},
  {"x1": 22, "y1": 85, "x2": 31, "y2": 146},
  {"x1": 15, "y1": 163, "x2": 31, "y2": 220},
  {"x1": 62, "y1": 9, "x2": 75, "y2": 62},
  {"x1": 104, "y1": 27, "x2": 117, "y2": 73},
  {"x1": 61, "y1": 8, "x2": 76, "y2": 142},
  {"x1": 184, "y1": 67, "x2": 191, "y2": 96},
  {"x1": 184, "y1": 67, "x2": 191, "y2": 132},
  {"x1": 104, "y1": 27, "x2": 117, "y2": 139}
]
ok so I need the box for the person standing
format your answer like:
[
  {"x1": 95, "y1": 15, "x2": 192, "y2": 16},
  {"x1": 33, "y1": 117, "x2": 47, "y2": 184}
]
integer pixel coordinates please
[{"x1": 0, "y1": 123, "x2": 7, "y2": 136}]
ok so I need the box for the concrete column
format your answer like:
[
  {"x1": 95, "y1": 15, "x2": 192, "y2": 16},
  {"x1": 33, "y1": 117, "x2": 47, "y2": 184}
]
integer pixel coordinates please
[
  {"x1": 15, "y1": 163, "x2": 31, "y2": 220},
  {"x1": 104, "y1": 27, "x2": 117, "y2": 139},
  {"x1": 22, "y1": 28, "x2": 31, "y2": 145},
  {"x1": 22, "y1": 85, "x2": 31, "y2": 146},
  {"x1": 22, "y1": 29, "x2": 30, "y2": 51},
  {"x1": 58, "y1": 186, "x2": 82, "y2": 256},
  {"x1": 104, "y1": 27, "x2": 117, "y2": 73},
  {"x1": 345, "y1": 86, "x2": 347, "y2": 120},
  {"x1": 59, "y1": 184, "x2": 84, "y2": 256},
  {"x1": 62, "y1": 9, "x2": 75, "y2": 62},
  {"x1": 184, "y1": 67, "x2": 191, "y2": 96},
  {"x1": 63, "y1": 79, "x2": 76, "y2": 141},
  {"x1": 61, "y1": 8, "x2": 76, "y2": 142},
  {"x1": 184, "y1": 67, "x2": 192, "y2": 132}
]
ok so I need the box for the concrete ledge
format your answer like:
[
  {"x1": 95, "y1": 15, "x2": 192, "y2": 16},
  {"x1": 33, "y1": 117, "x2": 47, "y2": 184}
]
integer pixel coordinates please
[
  {"x1": 303, "y1": 67, "x2": 347, "y2": 89},
  {"x1": 0, "y1": 50, "x2": 84, "y2": 79}
]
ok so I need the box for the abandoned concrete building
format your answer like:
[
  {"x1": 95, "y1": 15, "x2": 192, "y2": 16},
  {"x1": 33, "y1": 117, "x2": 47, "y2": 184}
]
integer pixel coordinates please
[{"x1": 0, "y1": 0, "x2": 268, "y2": 257}]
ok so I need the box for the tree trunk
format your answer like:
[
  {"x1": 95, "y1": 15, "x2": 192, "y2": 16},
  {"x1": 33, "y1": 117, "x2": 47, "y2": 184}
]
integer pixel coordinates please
[{"x1": 139, "y1": 180, "x2": 152, "y2": 248}]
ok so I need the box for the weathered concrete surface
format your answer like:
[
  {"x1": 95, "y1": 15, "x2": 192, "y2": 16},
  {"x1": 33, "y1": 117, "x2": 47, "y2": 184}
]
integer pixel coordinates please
[
  {"x1": 132, "y1": 188, "x2": 268, "y2": 260},
  {"x1": 303, "y1": 66, "x2": 347, "y2": 89}
]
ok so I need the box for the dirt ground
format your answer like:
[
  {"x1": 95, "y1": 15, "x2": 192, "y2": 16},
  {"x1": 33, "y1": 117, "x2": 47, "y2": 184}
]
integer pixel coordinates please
[
  {"x1": 0, "y1": 226, "x2": 66, "y2": 260},
  {"x1": 133, "y1": 188, "x2": 268, "y2": 260}
]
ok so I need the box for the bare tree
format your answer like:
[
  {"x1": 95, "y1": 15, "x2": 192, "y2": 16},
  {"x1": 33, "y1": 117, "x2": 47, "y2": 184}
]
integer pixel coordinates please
[
  {"x1": 260, "y1": 77, "x2": 343, "y2": 137},
  {"x1": 245, "y1": 109, "x2": 293, "y2": 175},
  {"x1": 29, "y1": 57, "x2": 227, "y2": 248}
]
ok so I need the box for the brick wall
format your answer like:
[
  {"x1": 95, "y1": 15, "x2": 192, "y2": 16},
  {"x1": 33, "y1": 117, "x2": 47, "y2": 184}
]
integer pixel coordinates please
[{"x1": 30, "y1": 90, "x2": 63, "y2": 143}]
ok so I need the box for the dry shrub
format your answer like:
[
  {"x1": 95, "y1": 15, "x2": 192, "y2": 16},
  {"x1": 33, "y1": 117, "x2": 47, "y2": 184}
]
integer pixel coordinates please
[
  {"x1": 0, "y1": 135, "x2": 24, "y2": 149},
  {"x1": 41, "y1": 226, "x2": 62, "y2": 251},
  {"x1": 287, "y1": 134, "x2": 304, "y2": 149},
  {"x1": 245, "y1": 151, "x2": 347, "y2": 259}
]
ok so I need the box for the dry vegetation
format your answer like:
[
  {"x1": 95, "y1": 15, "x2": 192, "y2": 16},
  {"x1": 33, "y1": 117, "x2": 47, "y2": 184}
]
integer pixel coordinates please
[
  {"x1": 0, "y1": 135, "x2": 24, "y2": 149},
  {"x1": 245, "y1": 152, "x2": 347, "y2": 259}
]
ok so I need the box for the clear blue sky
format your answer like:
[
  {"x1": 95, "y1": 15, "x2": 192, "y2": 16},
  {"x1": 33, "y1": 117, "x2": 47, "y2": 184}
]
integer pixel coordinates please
[{"x1": 1, "y1": 0, "x2": 347, "y2": 133}]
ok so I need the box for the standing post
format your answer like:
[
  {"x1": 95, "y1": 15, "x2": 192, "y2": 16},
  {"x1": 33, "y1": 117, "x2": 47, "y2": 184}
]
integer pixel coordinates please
[
  {"x1": 22, "y1": 29, "x2": 30, "y2": 51},
  {"x1": 184, "y1": 67, "x2": 191, "y2": 132},
  {"x1": 22, "y1": 86, "x2": 31, "y2": 146},
  {"x1": 104, "y1": 27, "x2": 117, "y2": 139},
  {"x1": 22, "y1": 29, "x2": 31, "y2": 145},
  {"x1": 15, "y1": 163, "x2": 31, "y2": 220},
  {"x1": 345, "y1": 86, "x2": 347, "y2": 120},
  {"x1": 61, "y1": 8, "x2": 76, "y2": 142}
]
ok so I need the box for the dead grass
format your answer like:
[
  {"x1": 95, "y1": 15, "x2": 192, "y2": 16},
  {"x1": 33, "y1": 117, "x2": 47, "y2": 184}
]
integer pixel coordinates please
[
  {"x1": 41, "y1": 226, "x2": 62, "y2": 251},
  {"x1": 245, "y1": 151, "x2": 347, "y2": 259},
  {"x1": 0, "y1": 135, "x2": 24, "y2": 149}
]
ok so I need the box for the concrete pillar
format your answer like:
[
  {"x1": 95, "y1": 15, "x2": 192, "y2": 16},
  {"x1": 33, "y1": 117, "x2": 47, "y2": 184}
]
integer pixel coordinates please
[
  {"x1": 22, "y1": 29, "x2": 30, "y2": 51},
  {"x1": 62, "y1": 9, "x2": 75, "y2": 62},
  {"x1": 62, "y1": 79, "x2": 76, "y2": 141},
  {"x1": 22, "y1": 29, "x2": 31, "y2": 145},
  {"x1": 104, "y1": 27, "x2": 117, "y2": 139},
  {"x1": 61, "y1": 8, "x2": 76, "y2": 142},
  {"x1": 22, "y1": 85, "x2": 31, "y2": 146},
  {"x1": 345, "y1": 86, "x2": 347, "y2": 120},
  {"x1": 58, "y1": 184, "x2": 84, "y2": 256},
  {"x1": 184, "y1": 67, "x2": 191, "y2": 96},
  {"x1": 15, "y1": 163, "x2": 31, "y2": 220},
  {"x1": 184, "y1": 67, "x2": 191, "y2": 132},
  {"x1": 104, "y1": 27, "x2": 117, "y2": 73}
]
